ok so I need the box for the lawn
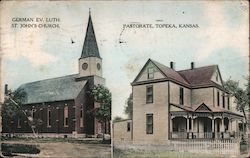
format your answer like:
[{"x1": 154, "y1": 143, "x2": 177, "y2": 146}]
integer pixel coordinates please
[
  {"x1": 1, "y1": 137, "x2": 111, "y2": 158},
  {"x1": 113, "y1": 148, "x2": 248, "y2": 158}
]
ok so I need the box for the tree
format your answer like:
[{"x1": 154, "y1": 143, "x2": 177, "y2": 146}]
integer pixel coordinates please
[
  {"x1": 2, "y1": 88, "x2": 41, "y2": 137},
  {"x1": 124, "y1": 93, "x2": 133, "y2": 119},
  {"x1": 224, "y1": 77, "x2": 250, "y2": 130},
  {"x1": 1, "y1": 89, "x2": 26, "y2": 133},
  {"x1": 89, "y1": 84, "x2": 111, "y2": 137}
]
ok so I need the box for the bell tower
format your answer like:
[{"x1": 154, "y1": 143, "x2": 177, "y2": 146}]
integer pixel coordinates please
[{"x1": 79, "y1": 10, "x2": 102, "y2": 78}]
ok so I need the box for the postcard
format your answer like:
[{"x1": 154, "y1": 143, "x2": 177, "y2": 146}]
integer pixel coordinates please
[{"x1": 0, "y1": 1, "x2": 249, "y2": 158}]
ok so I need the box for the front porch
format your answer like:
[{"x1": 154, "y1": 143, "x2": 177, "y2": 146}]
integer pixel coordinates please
[{"x1": 170, "y1": 111, "x2": 244, "y2": 139}]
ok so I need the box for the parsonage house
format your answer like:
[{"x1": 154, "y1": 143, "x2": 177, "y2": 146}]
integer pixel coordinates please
[
  {"x1": 113, "y1": 59, "x2": 244, "y2": 143},
  {"x1": 2, "y1": 12, "x2": 110, "y2": 137}
]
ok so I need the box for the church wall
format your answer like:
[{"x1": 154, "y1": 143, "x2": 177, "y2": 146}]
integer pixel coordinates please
[{"x1": 2, "y1": 100, "x2": 76, "y2": 134}]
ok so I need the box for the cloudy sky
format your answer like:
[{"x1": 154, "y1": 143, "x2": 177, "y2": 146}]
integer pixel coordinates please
[{"x1": 1, "y1": 1, "x2": 249, "y2": 118}]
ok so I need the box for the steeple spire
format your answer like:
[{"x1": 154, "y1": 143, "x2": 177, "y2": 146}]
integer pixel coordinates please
[{"x1": 80, "y1": 10, "x2": 101, "y2": 59}]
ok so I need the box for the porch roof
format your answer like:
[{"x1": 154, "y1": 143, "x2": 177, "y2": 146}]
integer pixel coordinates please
[{"x1": 170, "y1": 103, "x2": 244, "y2": 118}]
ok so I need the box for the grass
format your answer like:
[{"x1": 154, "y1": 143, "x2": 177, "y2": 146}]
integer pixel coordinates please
[
  {"x1": 113, "y1": 148, "x2": 235, "y2": 158},
  {"x1": 1, "y1": 136, "x2": 111, "y2": 144}
]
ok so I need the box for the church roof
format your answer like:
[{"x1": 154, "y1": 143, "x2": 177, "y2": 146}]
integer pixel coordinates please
[
  {"x1": 80, "y1": 13, "x2": 101, "y2": 59},
  {"x1": 18, "y1": 74, "x2": 87, "y2": 105}
]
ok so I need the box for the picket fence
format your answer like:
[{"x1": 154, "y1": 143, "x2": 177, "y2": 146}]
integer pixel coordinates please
[{"x1": 114, "y1": 139, "x2": 240, "y2": 155}]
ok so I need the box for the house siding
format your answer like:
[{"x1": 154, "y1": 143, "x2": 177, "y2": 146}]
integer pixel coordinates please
[
  {"x1": 113, "y1": 120, "x2": 132, "y2": 141},
  {"x1": 169, "y1": 82, "x2": 191, "y2": 107},
  {"x1": 133, "y1": 81, "x2": 169, "y2": 142},
  {"x1": 191, "y1": 88, "x2": 213, "y2": 106}
]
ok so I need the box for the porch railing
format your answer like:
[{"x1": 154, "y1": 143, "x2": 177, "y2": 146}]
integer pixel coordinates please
[{"x1": 171, "y1": 132, "x2": 241, "y2": 139}]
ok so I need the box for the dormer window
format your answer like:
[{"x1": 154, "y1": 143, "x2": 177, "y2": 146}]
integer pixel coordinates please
[{"x1": 147, "y1": 67, "x2": 154, "y2": 79}]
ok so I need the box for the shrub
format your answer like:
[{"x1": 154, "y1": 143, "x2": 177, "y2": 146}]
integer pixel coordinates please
[{"x1": 1, "y1": 143, "x2": 40, "y2": 156}]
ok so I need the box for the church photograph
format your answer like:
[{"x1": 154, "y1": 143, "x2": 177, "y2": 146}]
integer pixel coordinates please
[
  {"x1": 2, "y1": 11, "x2": 110, "y2": 138},
  {"x1": 1, "y1": 2, "x2": 114, "y2": 157}
]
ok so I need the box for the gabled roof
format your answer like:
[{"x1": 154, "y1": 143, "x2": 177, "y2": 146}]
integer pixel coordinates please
[
  {"x1": 178, "y1": 65, "x2": 217, "y2": 87},
  {"x1": 193, "y1": 103, "x2": 212, "y2": 112},
  {"x1": 18, "y1": 74, "x2": 87, "y2": 105},
  {"x1": 80, "y1": 13, "x2": 100, "y2": 59},
  {"x1": 151, "y1": 59, "x2": 189, "y2": 85},
  {"x1": 132, "y1": 59, "x2": 223, "y2": 89}
]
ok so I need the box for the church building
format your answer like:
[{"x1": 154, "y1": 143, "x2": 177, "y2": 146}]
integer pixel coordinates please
[{"x1": 2, "y1": 12, "x2": 108, "y2": 137}]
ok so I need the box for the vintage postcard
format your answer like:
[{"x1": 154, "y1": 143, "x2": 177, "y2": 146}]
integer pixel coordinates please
[{"x1": 0, "y1": 1, "x2": 249, "y2": 158}]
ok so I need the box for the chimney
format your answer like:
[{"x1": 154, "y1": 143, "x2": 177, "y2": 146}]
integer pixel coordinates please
[
  {"x1": 191, "y1": 62, "x2": 195, "y2": 69},
  {"x1": 4, "y1": 84, "x2": 8, "y2": 95},
  {"x1": 170, "y1": 61, "x2": 175, "y2": 70}
]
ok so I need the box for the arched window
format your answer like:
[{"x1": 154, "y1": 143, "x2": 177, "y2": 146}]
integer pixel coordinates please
[{"x1": 64, "y1": 106, "x2": 69, "y2": 127}]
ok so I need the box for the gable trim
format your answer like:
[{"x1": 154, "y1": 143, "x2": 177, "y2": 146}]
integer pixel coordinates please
[
  {"x1": 194, "y1": 103, "x2": 212, "y2": 112},
  {"x1": 132, "y1": 59, "x2": 166, "y2": 83}
]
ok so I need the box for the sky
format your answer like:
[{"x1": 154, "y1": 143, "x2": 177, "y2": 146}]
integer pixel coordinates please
[{"x1": 0, "y1": 1, "x2": 249, "y2": 118}]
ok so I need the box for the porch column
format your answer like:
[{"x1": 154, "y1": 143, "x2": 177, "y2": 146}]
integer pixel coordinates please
[
  {"x1": 187, "y1": 117, "x2": 189, "y2": 139},
  {"x1": 221, "y1": 118, "x2": 224, "y2": 132},
  {"x1": 230, "y1": 119, "x2": 233, "y2": 132},
  {"x1": 191, "y1": 118, "x2": 194, "y2": 132},
  {"x1": 212, "y1": 118, "x2": 215, "y2": 138},
  {"x1": 170, "y1": 117, "x2": 173, "y2": 133},
  {"x1": 242, "y1": 119, "x2": 245, "y2": 134}
]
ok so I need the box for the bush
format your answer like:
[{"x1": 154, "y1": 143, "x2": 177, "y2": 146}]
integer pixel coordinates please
[{"x1": 1, "y1": 143, "x2": 40, "y2": 156}]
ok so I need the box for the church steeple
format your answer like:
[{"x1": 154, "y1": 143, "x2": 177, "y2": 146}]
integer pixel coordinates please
[
  {"x1": 78, "y1": 10, "x2": 102, "y2": 78},
  {"x1": 80, "y1": 9, "x2": 101, "y2": 59}
]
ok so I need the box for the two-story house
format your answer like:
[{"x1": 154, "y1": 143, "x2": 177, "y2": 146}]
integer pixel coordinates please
[{"x1": 113, "y1": 59, "x2": 244, "y2": 143}]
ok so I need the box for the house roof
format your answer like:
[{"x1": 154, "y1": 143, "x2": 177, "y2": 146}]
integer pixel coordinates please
[
  {"x1": 80, "y1": 13, "x2": 101, "y2": 59},
  {"x1": 18, "y1": 74, "x2": 87, "y2": 105},
  {"x1": 178, "y1": 65, "x2": 217, "y2": 87},
  {"x1": 171, "y1": 103, "x2": 243, "y2": 117},
  {"x1": 133, "y1": 59, "x2": 224, "y2": 88},
  {"x1": 151, "y1": 59, "x2": 189, "y2": 85},
  {"x1": 191, "y1": 103, "x2": 243, "y2": 117}
]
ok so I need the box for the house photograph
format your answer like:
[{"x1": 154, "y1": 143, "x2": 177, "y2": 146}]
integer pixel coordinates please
[{"x1": 111, "y1": 1, "x2": 249, "y2": 158}]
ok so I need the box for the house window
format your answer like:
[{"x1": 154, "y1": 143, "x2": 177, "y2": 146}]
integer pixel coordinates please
[
  {"x1": 17, "y1": 118, "x2": 21, "y2": 128},
  {"x1": 216, "y1": 73, "x2": 218, "y2": 81},
  {"x1": 146, "y1": 86, "x2": 153, "y2": 103},
  {"x1": 80, "y1": 108, "x2": 83, "y2": 128},
  {"x1": 47, "y1": 109, "x2": 51, "y2": 127},
  {"x1": 217, "y1": 91, "x2": 220, "y2": 106},
  {"x1": 228, "y1": 97, "x2": 230, "y2": 110},
  {"x1": 222, "y1": 94, "x2": 225, "y2": 108},
  {"x1": 64, "y1": 106, "x2": 69, "y2": 127},
  {"x1": 146, "y1": 114, "x2": 153, "y2": 134},
  {"x1": 179, "y1": 87, "x2": 184, "y2": 105},
  {"x1": 127, "y1": 122, "x2": 131, "y2": 132},
  {"x1": 147, "y1": 67, "x2": 154, "y2": 79}
]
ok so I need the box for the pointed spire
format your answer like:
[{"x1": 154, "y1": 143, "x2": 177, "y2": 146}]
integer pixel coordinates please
[{"x1": 80, "y1": 10, "x2": 101, "y2": 59}]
